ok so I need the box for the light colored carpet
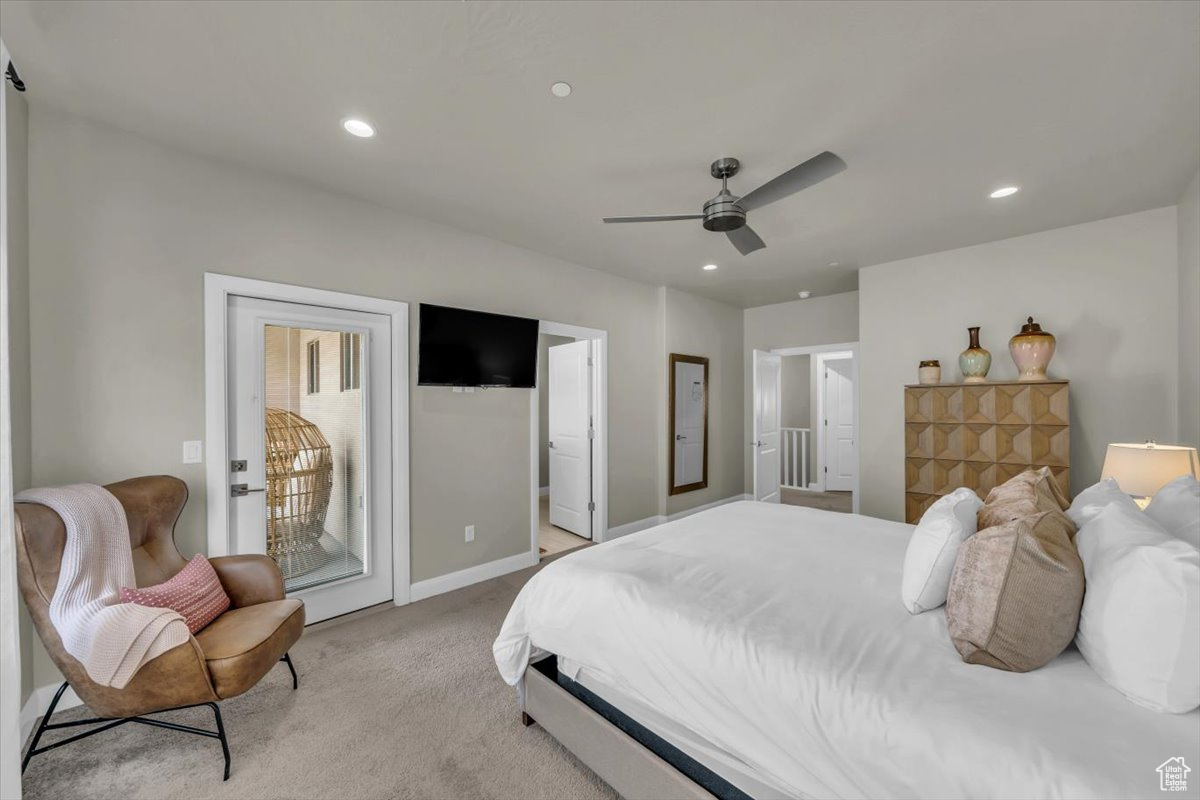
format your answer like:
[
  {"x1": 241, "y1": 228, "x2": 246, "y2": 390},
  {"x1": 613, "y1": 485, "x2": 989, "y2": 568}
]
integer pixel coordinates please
[
  {"x1": 780, "y1": 487, "x2": 852, "y2": 513},
  {"x1": 21, "y1": 559, "x2": 617, "y2": 800}
]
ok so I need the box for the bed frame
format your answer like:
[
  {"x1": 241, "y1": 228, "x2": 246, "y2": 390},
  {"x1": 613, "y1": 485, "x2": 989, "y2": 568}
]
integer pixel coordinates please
[{"x1": 520, "y1": 656, "x2": 725, "y2": 800}]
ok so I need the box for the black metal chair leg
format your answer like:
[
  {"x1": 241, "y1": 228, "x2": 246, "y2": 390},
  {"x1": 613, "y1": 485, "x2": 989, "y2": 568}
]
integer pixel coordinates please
[
  {"x1": 23, "y1": 683, "x2": 232, "y2": 780},
  {"x1": 280, "y1": 652, "x2": 298, "y2": 690},
  {"x1": 22, "y1": 681, "x2": 69, "y2": 773},
  {"x1": 207, "y1": 702, "x2": 231, "y2": 781}
]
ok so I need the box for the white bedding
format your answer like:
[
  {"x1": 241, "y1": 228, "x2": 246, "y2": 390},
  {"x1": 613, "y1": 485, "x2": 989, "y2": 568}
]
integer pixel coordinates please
[{"x1": 494, "y1": 501, "x2": 1200, "y2": 800}]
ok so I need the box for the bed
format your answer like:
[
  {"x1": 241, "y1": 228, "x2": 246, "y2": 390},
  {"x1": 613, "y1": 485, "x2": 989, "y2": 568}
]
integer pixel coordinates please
[{"x1": 494, "y1": 501, "x2": 1200, "y2": 800}]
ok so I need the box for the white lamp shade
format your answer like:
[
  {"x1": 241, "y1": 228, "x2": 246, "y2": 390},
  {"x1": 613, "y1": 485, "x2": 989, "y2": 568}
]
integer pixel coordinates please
[{"x1": 1100, "y1": 443, "x2": 1200, "y2": 498}]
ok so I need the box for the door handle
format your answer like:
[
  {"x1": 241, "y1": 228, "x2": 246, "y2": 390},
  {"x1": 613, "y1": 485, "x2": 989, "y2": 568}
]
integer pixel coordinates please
[
  {"x1": 676, "y1": 435, "x2": 686, "y2": 441},
  {"x1": 548, "y1": 442, "x2": 555, "y2": 449},
  {"x1": 751, "y1": 441, "x2": 763, "y2": 447},
  {"x1": 231, "y1": 484, "x2": 266, "y2": 497}
]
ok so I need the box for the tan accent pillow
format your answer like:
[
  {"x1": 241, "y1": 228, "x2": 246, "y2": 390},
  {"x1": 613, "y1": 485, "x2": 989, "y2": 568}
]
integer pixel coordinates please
[
  {"x1": 977, "y1": 467, "x2": 1070, "y2": 531},
  {"x1": 945, "y1": 509, "x2": 1083, "y2": 672}
]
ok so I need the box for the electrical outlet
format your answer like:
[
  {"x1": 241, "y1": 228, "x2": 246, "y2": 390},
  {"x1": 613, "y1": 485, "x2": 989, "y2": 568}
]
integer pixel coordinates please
[
  {"x1": 182, "y1": 440, "x2": 203, "y2": 464},
  {"x1": 465, "y1": 524, "x2": 475, "y2": 543}
]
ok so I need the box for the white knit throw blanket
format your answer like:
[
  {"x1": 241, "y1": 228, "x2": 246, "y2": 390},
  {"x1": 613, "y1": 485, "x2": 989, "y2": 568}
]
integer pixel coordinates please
[{"x1": 16, "y1": 484, "x2": 191, "y2": 689}]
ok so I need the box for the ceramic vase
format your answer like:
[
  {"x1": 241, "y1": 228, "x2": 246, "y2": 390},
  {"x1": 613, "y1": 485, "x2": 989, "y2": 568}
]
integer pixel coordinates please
[
  {"x1": 918, "y1": 360, "x2": 941, "y2": 385},
  {"x1": 959, "y1": 327, "x2": 991, "y2": 383},
  {"x1": 1009, "y1": 316, "x2": 1056, "y2": 381}
]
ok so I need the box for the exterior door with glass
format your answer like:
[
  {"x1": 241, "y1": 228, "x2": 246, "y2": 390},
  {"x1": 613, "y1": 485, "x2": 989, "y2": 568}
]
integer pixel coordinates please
[{"x1": 227, "y1": 295, "x2": 392, "y2": 623}]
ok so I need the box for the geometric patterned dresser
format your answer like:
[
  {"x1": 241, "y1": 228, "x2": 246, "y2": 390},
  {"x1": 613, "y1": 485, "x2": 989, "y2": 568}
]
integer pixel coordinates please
[{"x1": 904, "y1": 380, "x2": 1070, "y2": 523}]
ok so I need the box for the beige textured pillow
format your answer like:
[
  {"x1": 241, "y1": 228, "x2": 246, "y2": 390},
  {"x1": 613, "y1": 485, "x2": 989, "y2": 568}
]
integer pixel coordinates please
[
  {"x1": 977, "y1": 467, "x2": 1070, "y2": 531},
  {"x1": 945, "y1": 509, "x2": 1083, "y2": 672}
]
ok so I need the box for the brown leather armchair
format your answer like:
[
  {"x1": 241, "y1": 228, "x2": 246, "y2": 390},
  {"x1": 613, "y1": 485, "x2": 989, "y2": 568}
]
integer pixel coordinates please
[{"x1": 14, "y1": 475, "x2": 305, "y2": 780}]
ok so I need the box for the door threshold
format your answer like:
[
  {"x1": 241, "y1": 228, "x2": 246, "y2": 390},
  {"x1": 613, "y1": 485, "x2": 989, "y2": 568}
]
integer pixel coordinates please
[{"x1": 303, "y1": 600, "x2": 395, "y2": 632}]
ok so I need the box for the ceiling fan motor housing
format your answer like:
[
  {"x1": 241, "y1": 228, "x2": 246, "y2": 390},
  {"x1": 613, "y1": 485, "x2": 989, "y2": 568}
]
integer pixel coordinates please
[{"x1": 703, "y1": 191, "x2": 747, "y2": 232}]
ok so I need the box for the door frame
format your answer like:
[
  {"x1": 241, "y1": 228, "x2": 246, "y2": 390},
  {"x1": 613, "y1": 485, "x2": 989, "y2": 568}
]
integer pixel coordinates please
[
  {"x1": 531, "y1": 321, "x2": 607, "y2": 553},
  {"x1": 765, "y1": 341, "x2": 860, "y2": 514},
  {"x1": 203, "y1": 273, "x2": 411, "y2": 606}
]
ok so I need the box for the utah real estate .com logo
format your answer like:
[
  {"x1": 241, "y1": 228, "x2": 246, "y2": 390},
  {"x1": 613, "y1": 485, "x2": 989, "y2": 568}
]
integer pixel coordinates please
[{"x1": 1157, "y1": 757, "x2": 1190, "y2": 792}]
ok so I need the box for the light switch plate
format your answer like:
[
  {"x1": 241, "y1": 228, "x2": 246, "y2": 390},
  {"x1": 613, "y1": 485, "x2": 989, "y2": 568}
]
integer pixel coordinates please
[
  {"x1": 182, "y1": 441, "x2": 203, "y2": 464},
  {"x1": 465, "y1": 524, "x2": 475, "y2": 543}
]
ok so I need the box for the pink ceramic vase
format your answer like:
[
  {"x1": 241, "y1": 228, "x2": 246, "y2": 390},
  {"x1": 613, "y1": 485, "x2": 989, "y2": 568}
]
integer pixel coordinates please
[{"x1": 1009, "y1": 317, "x2": 1056, "y2": 381}]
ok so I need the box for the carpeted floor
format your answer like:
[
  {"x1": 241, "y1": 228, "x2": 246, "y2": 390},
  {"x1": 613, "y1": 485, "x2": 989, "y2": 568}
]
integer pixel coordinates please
[
  {"x1": 780, "y1": 487, "x2": 852, "y2": 513},
  {"x1": 21, "y1": 558, "x2": 617, "y2": 800}
]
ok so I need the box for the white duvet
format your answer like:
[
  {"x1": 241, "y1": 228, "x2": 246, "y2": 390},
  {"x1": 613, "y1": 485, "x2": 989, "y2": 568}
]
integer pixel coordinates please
[{"x1": 494, "y1": 501, "x2": 1200, "y2": 800}]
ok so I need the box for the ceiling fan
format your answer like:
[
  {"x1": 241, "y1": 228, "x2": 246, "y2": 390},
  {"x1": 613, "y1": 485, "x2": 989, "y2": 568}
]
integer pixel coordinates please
[{"x1": 603, "y1": 151, "x2": 846, "y2": 255}]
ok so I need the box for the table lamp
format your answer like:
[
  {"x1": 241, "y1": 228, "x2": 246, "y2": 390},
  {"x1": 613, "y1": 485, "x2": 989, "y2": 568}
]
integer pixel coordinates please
[{"x1": 1100, "y1": 442, "x2": 1200, "y2": 508}]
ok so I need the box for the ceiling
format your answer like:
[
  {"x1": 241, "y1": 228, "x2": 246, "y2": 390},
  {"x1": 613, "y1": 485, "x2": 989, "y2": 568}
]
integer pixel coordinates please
[{"x1": 3, "y1": 1, "x2": 1198, "y2": 307}]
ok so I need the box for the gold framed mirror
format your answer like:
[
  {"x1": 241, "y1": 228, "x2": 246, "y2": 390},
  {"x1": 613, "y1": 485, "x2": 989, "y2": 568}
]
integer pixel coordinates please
[{"x1": 669, "y1": 354, "x2": 709, "y2": 495}]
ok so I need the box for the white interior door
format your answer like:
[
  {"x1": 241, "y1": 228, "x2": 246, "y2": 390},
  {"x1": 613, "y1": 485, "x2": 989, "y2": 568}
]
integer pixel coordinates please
[
  {"x1": 548, "y1": 340, "x2": 592, "y2": 538},
  {"x1": 227, "y1": 295, "x2": 393, "y2": 623},
  {"x1": 674, "y1": 361, "x2": 706, "y2": 488},
  {"x1": 823, "y1": 357, "x2": 856, "y2": 492},
  {"x1": 753, "y1": 350, "x2": 782, "y2": 503}
]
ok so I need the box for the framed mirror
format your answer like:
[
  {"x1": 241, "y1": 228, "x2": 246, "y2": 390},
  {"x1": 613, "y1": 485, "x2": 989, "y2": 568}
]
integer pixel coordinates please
[{"x1": 669, "y1": 354, "x2": 709, "y2": 495}]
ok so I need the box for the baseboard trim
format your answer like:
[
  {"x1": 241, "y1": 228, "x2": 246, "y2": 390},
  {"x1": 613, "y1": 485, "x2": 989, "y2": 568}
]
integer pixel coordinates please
[
  {"x1": 20, "y1": 682, "x2": 81, "y2": 743},
  {"x1": 538, "y1": 486, "x2": 550, "y2": 497},
  {"x1": 410, "y1": 550, "x2": 539, "y2": 603},
  {"x1": 667, "y1": 494, "x2": 751, "y2": 522},
  {"x1": 607, "y1": 495, "x2": 752, "y2": 541},
  {"x1": 606, "y1": 515, "x2": 665, "y2": 540}
]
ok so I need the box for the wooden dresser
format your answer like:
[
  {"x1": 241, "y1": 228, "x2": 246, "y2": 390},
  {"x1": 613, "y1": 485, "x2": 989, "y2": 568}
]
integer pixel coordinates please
[{"x1": 903, "y1": 380, "x2": 1070, "y2": 523}]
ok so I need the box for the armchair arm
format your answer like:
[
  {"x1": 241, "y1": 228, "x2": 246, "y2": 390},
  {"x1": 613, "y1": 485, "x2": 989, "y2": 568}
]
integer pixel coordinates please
[{"x1": 208, "y1": 555, "x2": 286, "y2": 608}]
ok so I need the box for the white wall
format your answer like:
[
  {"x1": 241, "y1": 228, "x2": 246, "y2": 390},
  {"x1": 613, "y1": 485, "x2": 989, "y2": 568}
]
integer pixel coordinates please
[
  {"x1": 859, "y1": 207, "x2": 1179, "y2": 521},
  {"x1": 1178, "y1": 170, "x2": 1200, "y2": 448},
  {"x1": 4, "y1": 83, "x2": 34, "y2": 709},
  {"x1": 779, "y1": 355, "x2": 814, "y2": 483},
  {"x1": 780, "y1": 355, "x2": 811, "y2": 429},
  {"x1": 25, "y1": 104, "x2": 670, "y2": 581},
  {"x1": 297, "y1": 330, "x2": 365, "y2": 558},
  {"x1": 19, "y1": 104, "x2": 749, "y2": 690},
  {"x1": 3, "y1": 63, "x2": 33, "y2": 792},
  {"x1": 742, "y1": 292, "x2": 859, "y2": 494},
  {"x1": 661, "y1": 287, "x2": 745, "y2": 515}
]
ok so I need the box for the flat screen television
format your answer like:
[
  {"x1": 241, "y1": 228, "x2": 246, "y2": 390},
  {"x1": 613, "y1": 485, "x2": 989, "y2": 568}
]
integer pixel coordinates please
[{"x1": 418, "y1": 304, "x2": 539, "y2": 388}]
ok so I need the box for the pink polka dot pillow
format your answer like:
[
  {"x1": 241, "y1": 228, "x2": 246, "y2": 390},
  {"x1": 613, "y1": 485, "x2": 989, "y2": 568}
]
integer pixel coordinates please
[{"x1": 120, "y1": 555, "x2": 231, "y2": 634}]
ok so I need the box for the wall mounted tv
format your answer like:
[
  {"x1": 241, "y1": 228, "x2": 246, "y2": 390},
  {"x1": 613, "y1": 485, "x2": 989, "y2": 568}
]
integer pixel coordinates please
[{"x1": 418, "y1": 304, "x2": 539, "y2": 388}]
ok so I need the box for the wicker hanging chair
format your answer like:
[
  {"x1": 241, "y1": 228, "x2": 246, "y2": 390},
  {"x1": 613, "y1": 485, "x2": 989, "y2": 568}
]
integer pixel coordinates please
[{"x1": 264, "y1": 407, "x2": 333, "y2": 579}]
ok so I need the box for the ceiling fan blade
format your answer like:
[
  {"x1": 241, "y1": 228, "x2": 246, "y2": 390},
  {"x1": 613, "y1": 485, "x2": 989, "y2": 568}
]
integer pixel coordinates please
[
  {"x1": 736, "y1": 151, "x2": 846, "y2": 212},
  {"x1": 603, "y1": 214, "x2": 704, "y2": 223},
  {"x1": 727, "y1": 225, "x2": 766, "y2": 255}
]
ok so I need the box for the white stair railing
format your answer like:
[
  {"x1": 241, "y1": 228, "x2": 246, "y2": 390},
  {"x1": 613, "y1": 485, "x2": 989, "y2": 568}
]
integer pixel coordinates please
[{"x1": 781, "y1": 427, "x2": 810, "y2": 490}]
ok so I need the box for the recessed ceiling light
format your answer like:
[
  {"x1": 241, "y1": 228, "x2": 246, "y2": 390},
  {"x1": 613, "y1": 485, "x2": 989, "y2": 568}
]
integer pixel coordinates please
[
  {"x1": 551, "y1": 81, "x2": 572, "y2": 98},
  {"x1": 702, "y1": 263, "x2": 718, "y2": 271},
  {"x1": 798, "y1": 290, "x2": 812, "y2": 299},
  {"x1": 342, "y1": 118, "x2": 375, "y2": 138},
  {"x1": 989, "y1": 186, "x2": 1019, "y2": 199}
]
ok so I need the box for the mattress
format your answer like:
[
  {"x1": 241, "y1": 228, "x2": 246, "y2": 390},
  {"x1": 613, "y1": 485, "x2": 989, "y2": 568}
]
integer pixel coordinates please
[
  {"x1": 494, "y1": 501, "x2": 1200, "y2": 799},
  {"x1": 560, "y1": 655, "x2": 793, "y2": 799}
]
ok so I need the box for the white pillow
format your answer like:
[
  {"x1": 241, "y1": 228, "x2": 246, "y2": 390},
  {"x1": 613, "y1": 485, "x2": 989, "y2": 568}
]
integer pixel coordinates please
[
  {"x1": 901, "y1": 488, "x2": 983, "y2": 614},
  {"x1": 1074, "y1": 502, "x2": 1200, "y2": 713},
  {"x1": 1145, "y1": 475, "x2": 1200, "y2": 549},
  {"x1": 1067, "y1": 477, "x2": 1139, "y2": 529}
]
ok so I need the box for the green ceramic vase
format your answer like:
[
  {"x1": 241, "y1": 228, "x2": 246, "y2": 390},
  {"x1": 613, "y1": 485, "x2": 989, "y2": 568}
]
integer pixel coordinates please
[{"x1": 959, "y1": 326, "x2": 991, "y2": 383}]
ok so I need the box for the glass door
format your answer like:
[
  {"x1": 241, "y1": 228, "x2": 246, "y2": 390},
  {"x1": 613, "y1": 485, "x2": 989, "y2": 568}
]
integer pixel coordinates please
[{"x1": 227, "y1": 296, "x2": 392, "y2": 622}]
